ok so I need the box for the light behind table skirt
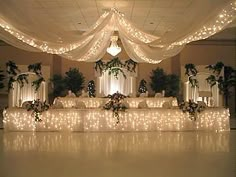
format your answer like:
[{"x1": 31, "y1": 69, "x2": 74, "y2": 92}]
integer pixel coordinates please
[{"x1": 3, "y1": 108, "x2": 230, "y2": 132}]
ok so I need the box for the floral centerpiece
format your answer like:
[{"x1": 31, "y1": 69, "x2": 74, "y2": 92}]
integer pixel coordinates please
[
  {"x1": 26, "y1": 99, "x2": 49, "y2": 122},
  {"x1": 179, "y1": 100, "x2": 206, "y2": 120},
  {"x1": 103, "y1": 92, "x2": 128, "y2": 124}
]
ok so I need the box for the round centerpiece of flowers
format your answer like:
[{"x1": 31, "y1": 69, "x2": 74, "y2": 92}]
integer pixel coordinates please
[
  {"x1": 103, "y1": 92, "x2": 128, "y2": 124},
  {"x1": 179, "y1": 100, "x2": 206, "y2": 120}
]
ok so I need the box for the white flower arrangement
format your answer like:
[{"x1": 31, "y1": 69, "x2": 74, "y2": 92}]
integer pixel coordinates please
[
  {"x1": 179, "y1": 100, "x2": 206, "y2": 120},
  {"x1": 26, "y1": 99, "x2": 49, "y2": 122}
]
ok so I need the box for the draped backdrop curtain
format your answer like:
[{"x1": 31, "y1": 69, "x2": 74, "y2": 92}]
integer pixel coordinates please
[
  {"x1": 99, "y1": 69, "x2": 135, "y2": 96},
  {"x1": 9, "y1": 73, "x2": 47, "y2": 107},
  {"x1": 0, "y1": 1, "x2": 235, "y2": 63}
]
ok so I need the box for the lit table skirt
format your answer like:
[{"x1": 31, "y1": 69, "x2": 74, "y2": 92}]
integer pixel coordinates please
[
  {"x1": 55, "y1": 97, "x2": 178, "y2": 108},
  {"x1": 3, "y1": 108, "x2": 230, "y2": 132}
]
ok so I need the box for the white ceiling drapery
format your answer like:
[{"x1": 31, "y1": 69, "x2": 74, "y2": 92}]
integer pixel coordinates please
[{"x1": 0, "y1": 0, "x2": 235, "y2": 63}]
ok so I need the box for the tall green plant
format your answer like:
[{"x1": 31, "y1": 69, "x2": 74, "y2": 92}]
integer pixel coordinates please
[
  {"x1": 50, "y1": 74, "x2": 66, "y2": 97},
  {"x1": 150, "y1": 67, "x2": 180, "y2": 97},
  {"x1": 64, "y1": 68, "x2": 85, "y2": 94},
  {"x1": 165, "y1": 74, "x2": 180, "y2": 97},
  {"x1": 150, "y1": 68, "x2": 166, "y2": 93}
]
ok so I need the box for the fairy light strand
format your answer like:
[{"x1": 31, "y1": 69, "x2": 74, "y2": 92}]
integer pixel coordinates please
[{"x1": 0, "y1": 2, "x2": 235, "y2": 62}]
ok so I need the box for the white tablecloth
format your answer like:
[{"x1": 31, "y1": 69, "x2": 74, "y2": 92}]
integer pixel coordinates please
[
  {"x1": 54, "y1": 97, "x2": 178, "y2": 108},
  {"x1": 3, "y1": 108, "x2": 230, "y2": 132}
]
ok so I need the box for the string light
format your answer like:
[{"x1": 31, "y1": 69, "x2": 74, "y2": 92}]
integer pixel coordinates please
[
  {"x1": 0, "y1": 2, "x2": 235, "y2": 63},
  {"x1": 55, "y1": 97, "x2": 178, "y2": 108},
  {"x1": 3, "y1": 107, "x2": 229, "y2": 132},
  {"x1": 171, "y1": 2, "x2": 236, "y2": 47}
]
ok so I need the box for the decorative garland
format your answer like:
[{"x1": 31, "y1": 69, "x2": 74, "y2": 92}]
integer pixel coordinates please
[
  {"x1": 6, "y1": 61, "x2": 45, "y2": 92},
  {"x1": 16, "y1": 74, "x2": 29, "y2": 88},
  {"x1": 179, "y1": 100, "x2": 206, "y2": 121},
  {"x1": 26, "y1": 99, "x2": 49, "y2": 122},
  {"x1": 95, "y1": 58, "x2": 137, "y2": 79},
  {"x1": 205, "y1": 62, "x2": 236, "y2": 107},
  {"x1": 185, "y1": 63, "x2": 198, "y2": 87},
  {"x1": 103, "y1": 92, "x2": 128, "y2": 124},
  {"x1": 205, "y1": 61, "x2": 224, "y2": 87},
  {"x1": 28, "y1": 62, "x2": 45, "y2": 91},
  {"x1": 6, "y1": 60, "x2": 20, "y2": 91}
]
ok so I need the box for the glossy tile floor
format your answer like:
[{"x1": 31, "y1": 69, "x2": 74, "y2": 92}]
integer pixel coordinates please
[{"x1": 0, "y1": 131, "x2": 236, "y2": 177}]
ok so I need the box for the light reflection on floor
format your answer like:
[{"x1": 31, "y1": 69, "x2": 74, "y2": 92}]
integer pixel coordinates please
[{"x1": 0, "y1": 131, "x2": 236, "y2": 177}]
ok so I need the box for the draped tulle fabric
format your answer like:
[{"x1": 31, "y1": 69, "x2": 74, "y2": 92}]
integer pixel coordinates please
[{"x1": 0, "y1": 1, "x2": 235, "y2": 63}]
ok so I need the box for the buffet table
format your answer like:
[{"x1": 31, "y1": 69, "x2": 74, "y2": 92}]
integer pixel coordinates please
[
  {"x1": 3, "y1": 108, "x2": 230, "y2": 132},
  {"x1": 54, "y1": 97, "x2": 178, "y2": 108}
]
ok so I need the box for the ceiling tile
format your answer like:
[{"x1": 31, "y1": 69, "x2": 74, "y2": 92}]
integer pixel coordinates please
[
  {"x1": 171, "y1": 0, "x2": 193, "y2": 8},
  {"x1": 152, "y1": 0, "x2": 173, "y2": 8},
  {"x1": 96, "y1": 0, "x2": 116, "y2": 8},
  {"x1": 80, "y1": 8, "x2": 99, "y2": 17},
  {"x1": 76, "y1": 0, "x2": 97, "y2": 8},
  {"x1": 134, "y1": 0, "x2": 153, "y2": 8},
  {"x1": 132, "y1": 7, "x2": 150, "y2": 17}
]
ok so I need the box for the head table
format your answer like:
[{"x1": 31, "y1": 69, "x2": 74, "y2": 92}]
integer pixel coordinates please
[
  {"x1": 3, "y1": 107, "x2": 229, "y2": 132},
  {"x1": 54, "y1": 97, "x2": 178, "y2": 108}
]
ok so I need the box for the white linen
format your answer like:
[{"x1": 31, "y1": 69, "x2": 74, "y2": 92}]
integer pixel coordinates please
[
  {"x1": 3, "y1": 108, "x2": 230, "y2": 132},
  {"x1": 54, "y1": 97, "x2": 178, "y2": 108}
]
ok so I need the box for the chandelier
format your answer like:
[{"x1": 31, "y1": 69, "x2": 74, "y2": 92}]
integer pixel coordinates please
[{"x1": 106, "y1": 35, "x2": 121, "y2": 56}]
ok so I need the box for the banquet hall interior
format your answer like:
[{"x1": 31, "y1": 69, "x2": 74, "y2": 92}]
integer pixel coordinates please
[{"x1": 0, "y1": 0, "x2": 236, "y2": 177}]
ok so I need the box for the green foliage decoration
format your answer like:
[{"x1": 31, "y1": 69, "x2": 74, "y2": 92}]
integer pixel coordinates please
[
  {"x1": 50, "y1": 74, "x2": 66, "y2": 97},
  {"x1": 206, "y1": 62, "x2": 236, "y2": 107},
  {"x1": 64, "y1": 68, "x2": 85, "y2": 94},
  {"x1": 103, "y1": 92, "x2": 127, "y2": 124},
  {"x1": 28, "y1": 62, "x2": 44, "y2": 91},
  {"x1": 6, "y1": 60, "x2": 20, "y2": 91},
  {"x1": 6, "y1": 61, "x2": 45, "y2": 92},
  {"x1": 95, "y1": 60, "x2": 105, "y2": 74},
  {"x1": 150, "y1": 68, "x2": 166, "y2": 93},
  {"x1": 87, "y1": 80, "x2": 96, "y2": 97},
  {"x1": 150, "y1": 67, "x2": 180, "y2": 97},
  {"x1": 26, "y1": 99, "x2": 49, "y2": 122},
  {"x1": 94, "y1": 58, "x2": 137, "y2": 79},
  {"x1": 165, "y1": 74, "x2": 180, "y2": 97},
  {"x1": 185, "y1": 63, "x2": 198, "y2": 87},
  {"x1": 124, "y1": 59, "x2": 137, "y2": 73},
  {"x1": 6, "y1": 60, "x2": 20, "y2": 76},
  {"x1": 138, "y1": 79, "x2": 147, "y2": 93},
  {"x1": 28, "y1": 63, "x2": 42, "y2": 75},
  {"x1": 32, "y1": 77, "x2": 45, "y2": 91},
  {"x1": 16, "y1": 74, "x2": 29, "y2": 88},
  {"x1": 206, "y1": 61, "x2": 224, "y2": 76}
]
